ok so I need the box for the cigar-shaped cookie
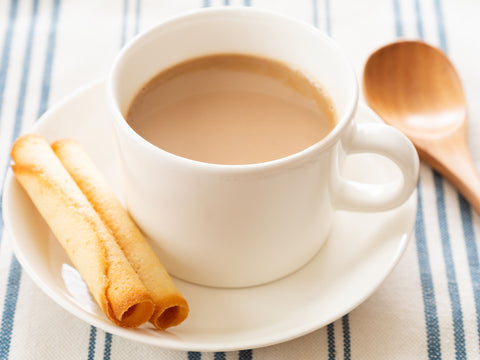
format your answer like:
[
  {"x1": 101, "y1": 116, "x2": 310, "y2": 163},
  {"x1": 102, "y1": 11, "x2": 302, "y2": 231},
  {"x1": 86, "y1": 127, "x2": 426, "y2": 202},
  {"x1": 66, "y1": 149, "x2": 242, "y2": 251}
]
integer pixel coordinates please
[
  {"x1": 52, "y1": 138, "x2": 189, "y2": 330},
  {"x1": 11, "y1": 134, "x2": 154, "y2": 328}
]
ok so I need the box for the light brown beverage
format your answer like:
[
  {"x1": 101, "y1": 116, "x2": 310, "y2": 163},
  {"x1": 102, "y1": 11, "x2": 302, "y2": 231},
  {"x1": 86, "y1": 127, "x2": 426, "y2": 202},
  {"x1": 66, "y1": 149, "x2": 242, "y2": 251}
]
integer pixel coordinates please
[{"x1": 126, "y1": 54, "x2": 337, "y2": 165}]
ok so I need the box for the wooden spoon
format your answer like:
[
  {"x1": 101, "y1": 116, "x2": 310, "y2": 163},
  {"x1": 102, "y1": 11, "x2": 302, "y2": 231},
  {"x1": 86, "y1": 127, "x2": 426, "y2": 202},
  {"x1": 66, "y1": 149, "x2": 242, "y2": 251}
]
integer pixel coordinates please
[{"x1": 363, "y1": 40, "x2": 480, "y2": 215}]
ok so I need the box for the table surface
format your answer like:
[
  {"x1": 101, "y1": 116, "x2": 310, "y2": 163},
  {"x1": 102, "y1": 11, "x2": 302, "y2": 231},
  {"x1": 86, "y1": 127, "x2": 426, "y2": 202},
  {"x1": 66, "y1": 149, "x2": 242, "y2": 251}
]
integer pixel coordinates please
[{"x1": 1, "y1": 0, "x2": 480, "y2": 359}]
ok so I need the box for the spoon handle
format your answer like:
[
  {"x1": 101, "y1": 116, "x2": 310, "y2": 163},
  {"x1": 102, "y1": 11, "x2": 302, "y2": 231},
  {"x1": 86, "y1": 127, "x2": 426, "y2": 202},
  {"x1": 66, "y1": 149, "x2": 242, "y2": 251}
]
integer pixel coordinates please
[{"x1": 418, "y1": 130, "x2": 480, "y2": 216}]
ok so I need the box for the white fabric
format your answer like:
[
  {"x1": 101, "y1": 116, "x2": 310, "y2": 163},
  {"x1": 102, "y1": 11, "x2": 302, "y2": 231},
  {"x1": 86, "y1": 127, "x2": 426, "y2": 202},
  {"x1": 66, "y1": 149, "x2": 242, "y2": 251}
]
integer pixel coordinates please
[{"x1": 1, "y1": 0, "x2": 480, "y2": 358}]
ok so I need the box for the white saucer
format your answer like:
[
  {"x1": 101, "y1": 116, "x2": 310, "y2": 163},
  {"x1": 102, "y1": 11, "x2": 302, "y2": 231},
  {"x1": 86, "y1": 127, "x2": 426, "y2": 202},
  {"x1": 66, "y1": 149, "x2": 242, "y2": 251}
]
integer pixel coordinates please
[{"x1": 3, "y1": 80, "x2": 417, "y2": 352}]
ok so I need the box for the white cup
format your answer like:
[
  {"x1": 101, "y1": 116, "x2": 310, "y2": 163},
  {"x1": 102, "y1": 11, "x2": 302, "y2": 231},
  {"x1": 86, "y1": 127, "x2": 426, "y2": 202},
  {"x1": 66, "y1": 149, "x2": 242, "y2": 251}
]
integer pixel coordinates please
[{"x1": 107, "y1": 8, "x2": 419, "y2": 288}]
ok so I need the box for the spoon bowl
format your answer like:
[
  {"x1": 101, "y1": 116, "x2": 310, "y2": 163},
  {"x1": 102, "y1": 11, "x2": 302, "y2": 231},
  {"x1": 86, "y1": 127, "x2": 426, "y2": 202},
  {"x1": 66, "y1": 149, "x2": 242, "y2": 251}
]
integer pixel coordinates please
[{"x1": 363, "y1": 40, "x2": 480, "y2": 215}]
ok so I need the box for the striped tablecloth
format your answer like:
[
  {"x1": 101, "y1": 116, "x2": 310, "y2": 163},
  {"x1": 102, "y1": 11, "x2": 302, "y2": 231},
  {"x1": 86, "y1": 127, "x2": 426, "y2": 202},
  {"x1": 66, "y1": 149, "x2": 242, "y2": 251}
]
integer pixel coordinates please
[{"x1": 1, "y1": 0, "x2": 480, "y2": 359}]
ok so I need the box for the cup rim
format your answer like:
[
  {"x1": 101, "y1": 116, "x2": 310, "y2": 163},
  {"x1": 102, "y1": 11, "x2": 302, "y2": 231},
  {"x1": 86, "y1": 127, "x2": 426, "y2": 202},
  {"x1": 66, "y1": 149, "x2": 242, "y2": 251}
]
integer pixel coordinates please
[{"x1": 106, "y1": 7, "x2": 359, "y2": 172}]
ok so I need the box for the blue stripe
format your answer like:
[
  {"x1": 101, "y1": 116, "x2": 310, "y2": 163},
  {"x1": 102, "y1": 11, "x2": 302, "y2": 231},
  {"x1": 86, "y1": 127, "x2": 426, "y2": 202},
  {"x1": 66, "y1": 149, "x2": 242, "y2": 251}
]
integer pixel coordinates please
[
  {"x1": 434, "y1": 0, "x2": 447, "y2": 52},
  {"x1": 327, "y1": 323, "x2": 335, "y2": 360},
  {"x1": 433, "y1": 172, "x2": 466, "y2": 358},
  {"x1": 238, "y1": 350, "x2": 252, "y2": 360},
  {"x1": 244, "y1": 0, "x2": 251, "y2": 6},
  {"x1": 430, "y1": 4, "x2": 470, "y2": 358},
  {"x1": 134, "y1": 0, "x2": 141, "y2": 36},
  {"x1": 458, "y1": 195, "x2": 480, "y2": 352},
  {"x1": 0, "y1": 0, "x2": 39, "y2": 252},
  {"x1": 203, "y1": 0, "x2": 210, "y2": 7},
  {"x1": 0, "y1": 0, "x2": 40, "y2": 357},
  {"x1": 0, "y1": 0, "x2": 18, "y2": 128},
  {"x1": 12, "y1": 0, "x2": 39, "y2": 141},
  {"x1": 87, "y1": 326, "x2": 97, "y2": 360},
  {"x1": 392, "y1": 0, "x2": 403, "y2": 37},
  {"x1": 188, "y1": 352, "x2": 201, "y2": 360},
  {"x1": 312, "y1": 0, "x2": 318, "y2": 28},
  {"x1": 103, "y1": 333, "x2": 113, "y2": 360},
  {"x1": 325, "y1": 0, "x2": 331, "y2": 36},
  {"x1": 37, "y1": 0, "x2": 60, "y2": 118},
  {"x1": 97, "y1": 2, "x2": 134, "y2": 356},
  {"x1": 0, "y1": 257, "x2": 22, "y2": 359},
  {"x1": 414, "y1": 0, "x2": 424, "y2": 39},
  {"x1": 120, "y1": 0, "x2": 128, "y2": 47},
  {"x1": 224, "y1": 0, "x2": 230, "y2": 5},
  {"x1": 414, "y1": 182, "x2": 442, "y2": 359},
  {"x1": 342, "y1": 315, "x2": 351, "y2": 360},
  {"x1": 214, "y1": 352, "x2": 226, "y2": 360}
]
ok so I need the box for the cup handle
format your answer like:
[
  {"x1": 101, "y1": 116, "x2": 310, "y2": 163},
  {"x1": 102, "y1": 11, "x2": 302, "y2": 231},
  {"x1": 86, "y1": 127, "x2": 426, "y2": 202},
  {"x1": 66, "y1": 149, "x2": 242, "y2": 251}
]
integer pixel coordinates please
[{"x1": 331, "y1": 111, "x2": 419, "y2": 212}]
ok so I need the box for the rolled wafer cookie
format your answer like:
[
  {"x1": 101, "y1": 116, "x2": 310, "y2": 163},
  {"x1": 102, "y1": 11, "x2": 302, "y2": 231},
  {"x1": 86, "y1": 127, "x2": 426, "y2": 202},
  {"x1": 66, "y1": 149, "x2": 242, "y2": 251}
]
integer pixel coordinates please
[
  {"x1": 11, "y1": 134, "x2": 154, "y2": 328},
  {"x1": 52, "y1": 138, "x2": 189, "y2": 330}
]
